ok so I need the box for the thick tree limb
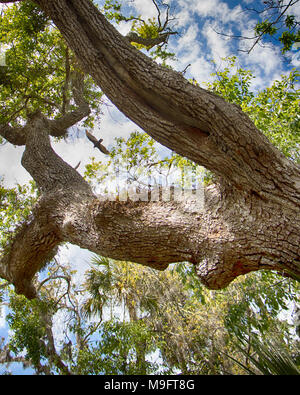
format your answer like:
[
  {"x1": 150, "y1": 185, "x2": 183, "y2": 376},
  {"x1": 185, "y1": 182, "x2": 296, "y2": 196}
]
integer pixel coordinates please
[
  {"x1": 32, "y1": 0, "x2": 300, "y2": 206},
  {"x1": 0, "y1": 111, "x2": 299, "y2": 298},
  {"x1": 0, "y1": 112, "x2": 92, "y2": 298},
  {"x1": 0, "y1": 0, "x2": 299, "y2": 299},
  {"x1": 2, "y1": 163, "x2": 299, "y2": 299},
  {"x1": 0, "y1": 124, "x2": 27, "y2": 146}
]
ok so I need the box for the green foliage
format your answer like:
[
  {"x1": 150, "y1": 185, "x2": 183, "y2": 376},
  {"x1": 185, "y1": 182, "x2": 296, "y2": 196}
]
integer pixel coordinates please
[
  {"x1": 81, "y1": 258, "x2": 300, "y2": 375},
  {"x1": 223, "y1": 270, "x2": 299, "y2": 341},
  {"x1": 254, "y1": 17, "x2": 300, "y2": 53},
  {"x1": 101, "y1": 0, "x2": 128, "y2": 24},
  {"x1": 205, "y1": 57, "x2": 255, "y2": 106},
  {"x1": 0, "y1": 179, "x2": 37, "y2": 251},
  {"x1": 1, "y1": 255, "x2": 298, "y2": 375},
  {"x1": 6, "y1": 294, "x2": 52, "y2": 367},
  {"x1": 247, "y1": 69, "x2": 300, "y2": 161},
  {"x1": 255, "y1": 19, "x2": 278, "y2": 37},
  {"x1": 77, "y1": 319, "x2": 157, "y2": 375},
  {"x1": 204, "y1": 57, "x2": 300, "y2": 162},
  {"x1": 251, "y1": 2, "x2": 299, "y2": 53},
  {"x1": 0, "y1": 2, "x2": 102, "y2": 128},
  {"x1": 229, "y1": 336, "x2": 300, "y2": 375}
]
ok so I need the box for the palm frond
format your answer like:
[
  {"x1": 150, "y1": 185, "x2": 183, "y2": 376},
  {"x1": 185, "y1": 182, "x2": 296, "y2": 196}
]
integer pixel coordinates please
[{"x1": 227, "y1": 336, "x2": 300, "y2": 375}]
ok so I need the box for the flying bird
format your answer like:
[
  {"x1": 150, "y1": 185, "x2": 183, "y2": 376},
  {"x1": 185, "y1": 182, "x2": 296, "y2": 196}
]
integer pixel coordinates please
[{"x1": 85, "y1": 130, "x2": 110, "y2": 155}]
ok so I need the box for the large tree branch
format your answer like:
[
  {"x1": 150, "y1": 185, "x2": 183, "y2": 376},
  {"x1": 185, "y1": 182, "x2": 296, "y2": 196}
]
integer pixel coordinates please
[
  {"x1": 0, "y1": 124, "x2": 26, "y2": 146},
  {"x1": 2, "y1": 170, "x2": 299, "y2": 299},
  {"x1": 0, "y1": 113, "x2": 299, "y2": 298},
  {"x1": 0, "y1": 111, "x2": 93, "y2": 298},
  {"x1": 32, "y1": 0, "x2": 300, "y2": 206}
]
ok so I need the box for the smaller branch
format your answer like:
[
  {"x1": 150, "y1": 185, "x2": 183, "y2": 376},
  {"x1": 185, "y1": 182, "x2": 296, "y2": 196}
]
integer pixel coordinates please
[
  {"x1": 126, "y1": 31, "x2": 177, "y2": 49},
  {"x1": 0, "y1": 124, "x2": 27, "y2": 146},
  {"x1": 152, "y1": 0, "x2": 162, "y2": 29},
  {"x1": 38, "y1": 275, "x2": 71, "y2": 292},
  {"x1": 23, "y1": 94, "x2": 60, "y2": 110},
  {"x1": 38, "y1": 308, "x2": 72, "y2": 375},
  {"x1": 0, "y1": 70, "x2": 90, "y2": 144},
  {"x1": 215, "y1": 0, "x2": 299, "y2": 53},
  {"x1": 181, "y1": 63, "x2": 191, "y2": 75},
  {"x1": 48, "y1": 102, "x2": 90, "y2": 138},
  {"x1": 74, "y1": 161, "x2": 81, "y2": 170},
  {"x1": 161, "y1": 3, "x2": 172, "y2": 31}
]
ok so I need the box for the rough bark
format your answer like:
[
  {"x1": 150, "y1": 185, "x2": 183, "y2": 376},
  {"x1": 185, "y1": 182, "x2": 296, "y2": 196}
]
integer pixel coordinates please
[{"x1": 0, "y1": 0, "x2": 299, "y2": 298}]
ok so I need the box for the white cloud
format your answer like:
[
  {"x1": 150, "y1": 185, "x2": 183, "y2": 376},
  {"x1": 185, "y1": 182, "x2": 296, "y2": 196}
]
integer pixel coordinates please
[
  {"x1": 238, "y1": 39, "x2": 283, "y2": 90},
  {"x1": 131, "y1": 0, "x2": 159, "y2": 20},
  {"x1": 177, "y1": 0, "x2": 243, "y2": 24},
  {"x1": 203, "y1": 23, "x2": 231, "y2": 60},
  {"x1": 188, "y1": 56, "x2": 215, "y2": 85},
  {"x1": 167, "y1": 0, "x2": 290, "y2": 91},
  {"x1": 0, "y1": 145, "x2": 30, "y2": 188},
  {"x1": 117, "y1": 20, "x2": 132, "y2": 36},
  {"x1": 194, "y1": 0, "x2": 220, "y2": 17},
  {"x1": 290, "y1": 2, "x2": 300, "y2": 19},
  {"x1": 177, "y1": 23, "x2": 199, "y2": 52},
  {"x1": 57, "y1": 243, "x2": 93, "y2": 285},
  {"x1": 0, "y1": 305, "x2": 6, "y2": 329}
]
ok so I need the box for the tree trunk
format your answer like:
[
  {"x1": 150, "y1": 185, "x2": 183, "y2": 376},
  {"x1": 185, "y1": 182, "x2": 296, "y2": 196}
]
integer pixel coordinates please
[{"x1": 0, "y1": 0, "x2": 299, "y2": 298}]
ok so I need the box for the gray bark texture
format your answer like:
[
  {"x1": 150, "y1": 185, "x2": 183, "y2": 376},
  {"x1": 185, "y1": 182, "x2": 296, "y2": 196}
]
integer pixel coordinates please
[{"x1": 0, "y1": 0, "x2": 299, "y2": 298}]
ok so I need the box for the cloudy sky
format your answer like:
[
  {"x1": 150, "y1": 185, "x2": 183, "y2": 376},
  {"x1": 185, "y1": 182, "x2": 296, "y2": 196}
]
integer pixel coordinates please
[{"x1": 0, "y1": 0, "x2": 299, "y2": 373}]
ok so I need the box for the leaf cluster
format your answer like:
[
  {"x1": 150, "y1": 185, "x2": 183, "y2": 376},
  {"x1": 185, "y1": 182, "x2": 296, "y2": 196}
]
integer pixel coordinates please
[
  {"x1": 254, "y1": 12, "x2": 299, "y2": 53},
  {"x1": 0, "y1": 180, "x2": 37, "y2": 252},
  {"x1": 204, "y1": 57, "x2": 300, "y2": 162},
  {"x1": 6, "y1": 294, "x2": 52, "y2": 368},
  {"x1": 0, "y1": 2, "x2": 102, "y2": 128},
  {"x1": 81, "y1": 258, "x2": 299, "y2": 375}
]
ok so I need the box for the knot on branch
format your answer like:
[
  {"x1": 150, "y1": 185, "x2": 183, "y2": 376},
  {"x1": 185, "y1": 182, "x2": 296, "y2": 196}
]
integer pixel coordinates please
[
  {"x1": 195, "y1": 255, "x2": 255, "y2": 290},
  {"x1": 14, "y1": 278, "x2": 37, "y2": 300}
]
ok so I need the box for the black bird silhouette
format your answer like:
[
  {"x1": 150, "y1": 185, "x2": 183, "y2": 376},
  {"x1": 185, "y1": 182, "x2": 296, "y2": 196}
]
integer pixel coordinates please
[{"x1": 86, "y1": 130, "x2": 110, "y2": 155}]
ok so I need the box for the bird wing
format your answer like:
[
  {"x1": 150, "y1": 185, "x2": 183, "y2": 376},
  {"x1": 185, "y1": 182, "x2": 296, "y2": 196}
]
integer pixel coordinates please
[
  {"x1": 98, "y1": 143, "x2": 110, "y2": 155},
  {"x1": 85, "y1": 130, "x2": 98, "y2": 145}
]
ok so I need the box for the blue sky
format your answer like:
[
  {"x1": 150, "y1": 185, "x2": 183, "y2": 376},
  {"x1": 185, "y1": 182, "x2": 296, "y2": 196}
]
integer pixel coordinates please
[
  {"x1": 0, "y1": 0, "x2": 299, "y2": 374},
  {"x1": 122, "y1": 0, "x2": 299, "y2": 85}
]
